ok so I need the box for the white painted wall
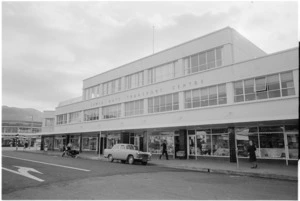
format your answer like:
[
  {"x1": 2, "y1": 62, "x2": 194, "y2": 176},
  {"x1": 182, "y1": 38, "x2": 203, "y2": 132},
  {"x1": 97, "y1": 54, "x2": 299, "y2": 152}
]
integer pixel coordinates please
[{"x1": 48, "y1": 48, "x2": 299, "y2": 134}]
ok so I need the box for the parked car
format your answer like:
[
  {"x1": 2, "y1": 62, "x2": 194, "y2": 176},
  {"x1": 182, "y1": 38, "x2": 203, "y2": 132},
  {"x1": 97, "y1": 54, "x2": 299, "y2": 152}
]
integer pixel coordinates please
[{"x1": 103, "y1": 144, "x2": 151, "y2": 165}]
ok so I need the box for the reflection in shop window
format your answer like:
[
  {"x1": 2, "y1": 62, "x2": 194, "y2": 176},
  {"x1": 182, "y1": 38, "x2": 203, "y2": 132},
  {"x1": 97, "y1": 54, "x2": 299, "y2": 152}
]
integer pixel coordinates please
[
  {"x1": 148, "y1": 132, "x2": 174, "y2": 155},
  {"x1": 259, "y1": 133, "x2": 284, "y2": 158},
  {"x1": 235, "y1": 127, "x2": 259, "y2": 158}
]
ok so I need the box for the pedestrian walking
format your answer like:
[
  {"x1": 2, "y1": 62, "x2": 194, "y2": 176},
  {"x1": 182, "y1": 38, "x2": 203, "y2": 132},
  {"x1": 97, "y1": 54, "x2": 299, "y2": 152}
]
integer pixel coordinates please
[
  {"x1": 247, "y1": 140, "x2": 257, "y2": 168},
  {"x1": 159, "y1": 140, "x2": 169, "y2": 160}
]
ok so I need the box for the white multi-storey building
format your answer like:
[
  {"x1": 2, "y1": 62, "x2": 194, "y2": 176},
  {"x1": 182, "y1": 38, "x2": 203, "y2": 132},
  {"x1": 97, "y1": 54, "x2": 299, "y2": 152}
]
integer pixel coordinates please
[{"x1": 41, "y1": 27, "x2": 298, "y2": 162}]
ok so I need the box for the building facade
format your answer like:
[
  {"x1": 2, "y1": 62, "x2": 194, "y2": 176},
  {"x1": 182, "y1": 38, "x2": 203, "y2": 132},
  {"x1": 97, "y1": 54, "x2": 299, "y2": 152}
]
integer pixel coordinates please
[{"x1": 41, "y1": 27, "x2": 299, "y2": 162}]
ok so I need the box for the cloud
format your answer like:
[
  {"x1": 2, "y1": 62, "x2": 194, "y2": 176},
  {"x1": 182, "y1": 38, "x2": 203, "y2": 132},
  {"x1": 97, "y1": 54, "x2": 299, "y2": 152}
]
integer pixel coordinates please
[{"x1": 2, "y1": 1, "x2": 298, "y2": 112}]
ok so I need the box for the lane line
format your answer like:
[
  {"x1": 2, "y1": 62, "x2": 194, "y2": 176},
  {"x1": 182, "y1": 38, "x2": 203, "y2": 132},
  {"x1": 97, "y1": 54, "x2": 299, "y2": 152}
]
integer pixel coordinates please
[{"x1": 2, "y1": 155, "x2": 91, "y2": 172}]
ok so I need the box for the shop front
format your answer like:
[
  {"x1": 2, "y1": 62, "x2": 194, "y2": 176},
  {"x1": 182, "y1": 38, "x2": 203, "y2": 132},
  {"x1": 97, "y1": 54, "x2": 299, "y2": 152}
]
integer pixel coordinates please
[{"x1": 82, "y1": 134, "x2": 98, "y2": 153}]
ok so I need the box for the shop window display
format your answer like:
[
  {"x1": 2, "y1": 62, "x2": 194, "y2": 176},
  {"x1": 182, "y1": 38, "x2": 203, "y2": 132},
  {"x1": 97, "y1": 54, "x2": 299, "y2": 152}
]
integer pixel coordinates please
[
  {"x1": 107, "y1": 133, "x2": 120, "y2": 149},
  {"x1": 70, "y1": 136, "x2": 80, "y2": 150},
  {"x1": 235, "y1": 127, "x2": 259, "y2": 157},
  {"x1": 259, "y1": 133, "x2": 284, "y2": 158},
  {"x1": 285, "y1": 125, "x2": 299, "y2": 159},
  {"x1": 148, "y1": 132, "x2": 174, "y2": 155}
]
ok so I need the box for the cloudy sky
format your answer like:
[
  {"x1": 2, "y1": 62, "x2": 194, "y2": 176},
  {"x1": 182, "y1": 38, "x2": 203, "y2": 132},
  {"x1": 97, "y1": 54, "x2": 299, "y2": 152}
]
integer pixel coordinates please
[{"x1": 2, "y1": 1, "x2": 298, "y2": 112}]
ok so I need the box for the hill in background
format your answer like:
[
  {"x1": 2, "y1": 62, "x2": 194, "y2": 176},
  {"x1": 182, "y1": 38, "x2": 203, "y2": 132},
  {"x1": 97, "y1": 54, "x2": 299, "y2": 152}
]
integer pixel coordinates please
[{"x1": 2, "y1": 106, "x2": 43, "y2": 122}]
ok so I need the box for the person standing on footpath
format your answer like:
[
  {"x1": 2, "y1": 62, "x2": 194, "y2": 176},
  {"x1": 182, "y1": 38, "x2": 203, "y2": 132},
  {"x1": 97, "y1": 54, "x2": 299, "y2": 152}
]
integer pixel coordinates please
[
  {"x1": 247, "y1": 140, "x2": 257, "y2": 168},
  {"x1": 160, "y1": 140, "x2": 169, "y2": 160}
]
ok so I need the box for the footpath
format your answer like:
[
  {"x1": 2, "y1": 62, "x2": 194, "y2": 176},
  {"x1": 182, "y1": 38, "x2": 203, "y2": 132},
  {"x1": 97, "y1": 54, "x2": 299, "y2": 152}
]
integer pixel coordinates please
[{"x1": 2, "y1": 147, "x2": 298, "y2": 181}]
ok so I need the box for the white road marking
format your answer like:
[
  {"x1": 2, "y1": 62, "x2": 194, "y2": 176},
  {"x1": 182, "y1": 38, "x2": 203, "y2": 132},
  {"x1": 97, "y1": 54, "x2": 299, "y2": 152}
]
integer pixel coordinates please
[
  {"x1": 2, "y1": 155, "x2": 91, "y2": 172},
  {"x1": 2, "y1": 166, "x2": 44, "y2": 182}
]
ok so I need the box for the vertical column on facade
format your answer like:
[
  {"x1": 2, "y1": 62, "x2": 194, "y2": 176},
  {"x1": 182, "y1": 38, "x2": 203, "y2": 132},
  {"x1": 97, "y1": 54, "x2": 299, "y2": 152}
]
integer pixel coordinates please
[
  {"x1": 144, "y1": 69, "x2": 148, "y2": 85},
  {"x1": 226, "y1": 82, "x2": 234, "y2": 104},
  {"x1": 178, "y1": 91, "x2": 185, "y2": 110},
  {"x1": 98, "y1": 107, "x2": 102, "y2": 120},
  {"x1": 80, "y1": 111, "x2": 84, "y2": 122},
  {"x1": 292, "y1": 69, "x2": 299, "y2": 96},
  {"x1": 144, "y1": 98, "x2": 148, "y2": 115},
  {"x1": 79, "y1": 133, "x2": 82, "y2": 153},
  {"x1": 120, "y1": 103, "x2": 125, "y2": 117},
  {"x1": 121, "y1": 77, "x2": 126, "y2": 91},
  {"x1": 176, "y1": 59, "x2": 184, "y2": 77},
  {"x1": 283, "y1": 126, "x2": 289, "y2": 166},
  {"x1": 66, "y1": 113, "x2": 69, "y2": 124}
]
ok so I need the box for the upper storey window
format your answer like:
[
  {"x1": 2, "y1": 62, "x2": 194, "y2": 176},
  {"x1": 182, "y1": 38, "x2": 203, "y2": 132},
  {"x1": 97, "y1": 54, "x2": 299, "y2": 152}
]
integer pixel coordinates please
[
  {"x1": 103, "y1": 78, "x2": 122, "y2": 96},
  {"x1": 148, "y1": 61, "x2": 178, "y2": 84},
  {"x1": 56, "y1": 114, "x2": 67, "y2": 125},
  {"x1": 234, "y1": 71, "x2": 295, "y2": 103},
  {"x1": 84, "y1": 108, "x2": 99, "y2": 121},
  {"x1": 69, "y1": 111, "x2": 81, "y2": 123},
  {"x1": 84, "y1": 85, "x2": 101, "y2": 100},
  {"x1": 184, "y1": 47, "x2": 222, "y2": 75},
  {"x1": 125, "y1": 71, "x2": 144, "y2": 90},
  {"x1": 45, "y1": 118, "x2": 54, "y2": 127}
]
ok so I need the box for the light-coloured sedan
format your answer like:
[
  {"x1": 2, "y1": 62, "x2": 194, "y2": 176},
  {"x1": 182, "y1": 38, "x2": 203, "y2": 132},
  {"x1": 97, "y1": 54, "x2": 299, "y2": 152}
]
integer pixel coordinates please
[{"x1": 103, "y1": 144, "x2": 152, "y2": 165}]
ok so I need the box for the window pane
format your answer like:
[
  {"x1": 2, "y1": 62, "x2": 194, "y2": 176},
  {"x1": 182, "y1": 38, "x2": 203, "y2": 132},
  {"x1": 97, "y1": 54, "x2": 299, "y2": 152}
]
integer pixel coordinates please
[
  {"x1": 184, "y1": 57, "x2": 190, "y2": 75},
  {"x1": 173, "y1": 93, "x2": 179, "y2": 110},
  {"x1": 280, "y1": 72, "x2": 294, "y2": 88},
  {"x1": 256, "y1": 91, "x2": 268, "y2": 100},
  {"x1": 154, "y1": 97, "x2": 160, "y2": 112},
  {"x1": 199, "y1": 52, "x2": 207, "y2": 71},
  {"x1": 244, "y1": 79, "x2": 254, "y2": 94},
  {"x1": 191, "y1": 54, "x2": 199, "y2": 73},
  {"x1": 288, "y1": 134, "x2": 299, "y2": 159},
  {"x1": 209, "y1": 86, "x2": 217, "y2": 106},
  {"x1": 216, "y1": 47, "x2": 222, "y2": 67},
  {"x1": 185, "y1": 91, "x2": 192, "y2": 109},
  {"x1": 235, "y1": 95, "x2": 244, "y2": 102},
  {"x1": 166, "y1": 94, "x2": 172, "y2": 111},
  {"x1": 267, "y1": 74, "x2": 280, "y2": 90},
  {"x1": 282, "y1": 88, "x2": 295, "y2": 96},
  {"x1": 192, "y1": 89, "x2": 200, "y2": 108},
  {"x1": 200, "y1": 88, "x2": 208, "y2": 107},
  {"x1": 160, "y1": 95, "x2": 166, "y2": 112},
  {"x1": 268, "y1": 90, "x2": 281, "y2": 98},
  {"x1": 207, "y1": 50, "x2": 215, "y2": 69},
  {"x1": 245, "y1": 94, "x2": 255, "y2": 101},
  {"x1": 255, "y1": 77, "x2": 266, "y2": 91},
  {"x1": 234, "y1": 81, "x2": 244, "y2": 95}
]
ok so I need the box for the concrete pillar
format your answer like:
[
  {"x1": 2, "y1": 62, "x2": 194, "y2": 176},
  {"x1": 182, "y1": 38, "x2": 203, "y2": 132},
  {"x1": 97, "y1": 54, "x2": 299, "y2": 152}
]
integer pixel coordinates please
[
  {"x1": 120, "y1": 103, "x2": 125, "y2": 117},
  {"x1": 98, "y1": 107, "x2": 102, "y2": 120},
  {"x1": 226, "y1": 82, "x2": 234, "y2": 104},
  {"x1": 121, "y1": 77, "x2": 125, "y2": 91},
  {"x1": 144, "y1": 98, "x2": 148, "y2": 115},
  {"x1": 178, "y1": 91, "x2": 185, "y2": 110},
  {"x1": 176, "y1": 59, "x2": 184, "y2": 77},
  {"x1": 144, "y1": 69, "x2": 148, "y2": 85}
]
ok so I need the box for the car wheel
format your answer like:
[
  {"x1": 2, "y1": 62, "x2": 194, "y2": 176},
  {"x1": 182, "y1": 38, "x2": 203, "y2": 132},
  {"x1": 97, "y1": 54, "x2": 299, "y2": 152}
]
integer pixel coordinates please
[
  {"x1": 142, "y1": 162, "x2": 148, "y2": 165},
  {"x1": 108, "y1": 155, "x2": 114, "y2": 162},
  {"x1": 127, "y1": 155, "x2": 134, "y2": 165}
]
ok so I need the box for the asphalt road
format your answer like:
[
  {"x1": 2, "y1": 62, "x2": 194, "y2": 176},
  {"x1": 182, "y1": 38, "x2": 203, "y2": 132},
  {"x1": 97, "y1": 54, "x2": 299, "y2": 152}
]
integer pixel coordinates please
[{"x1": 2, "y1": 151, "x2": 298, "y2": 200}]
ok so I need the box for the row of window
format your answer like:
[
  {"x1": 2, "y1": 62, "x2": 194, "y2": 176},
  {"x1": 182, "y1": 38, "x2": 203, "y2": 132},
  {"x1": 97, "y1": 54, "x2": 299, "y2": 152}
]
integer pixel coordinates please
[
  {"x1": 57, "y1": 71, "x2": 296, "y2": 125},
  {"x1": 185, "y1": 84, "x2": 227, "y2": 109},
  {"x1": 125, "y1": 99, "x2": 144, "y2": 117},
  {"x1": 83, "y1": 47, "x2": 223, "y2": 101},
  {"x1": 184, "y1": 47, "x2": 222, "y2": 74},
  {"x1": 125, "y1": 71, "x2": 144, "y2": 90},
  {"x1": 148, "y1": 61, "x2": 180, "y2": 84},
  {"x1": 2, "y1": 127, "x2": 42, "y2": 133},
  {"x1": 148, "y1": 93, "x2": 179, "y2": 113},
  {"x1": 234, "y1": 71, "x2": 295, "y2": 102}
]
